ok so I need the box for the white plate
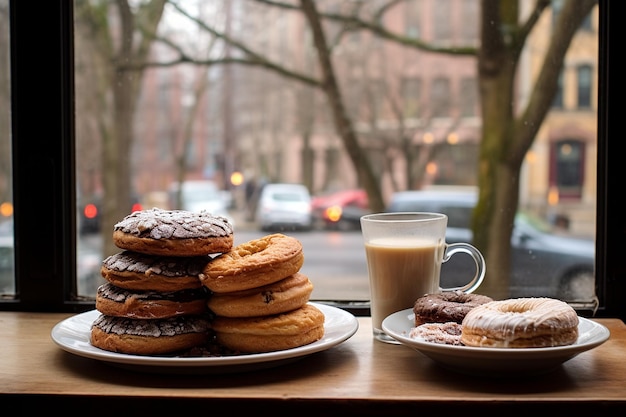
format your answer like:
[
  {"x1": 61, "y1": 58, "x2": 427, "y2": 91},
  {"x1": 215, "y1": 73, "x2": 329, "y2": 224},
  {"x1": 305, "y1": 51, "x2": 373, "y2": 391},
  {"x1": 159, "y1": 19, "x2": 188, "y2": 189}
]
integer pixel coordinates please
[
  {"x1": 382, "y1": 308, "x2": 610, "y2": 377},
  {"x1": 51, "y1": 302, "x2": 358, "y2": 374}
]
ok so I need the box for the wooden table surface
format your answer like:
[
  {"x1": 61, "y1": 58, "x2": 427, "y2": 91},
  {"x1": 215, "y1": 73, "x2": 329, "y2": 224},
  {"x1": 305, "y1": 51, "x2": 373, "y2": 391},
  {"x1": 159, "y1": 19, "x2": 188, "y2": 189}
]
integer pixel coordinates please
[{"x1": 2, "y1": 311, "x2": 626, "y2": 415}]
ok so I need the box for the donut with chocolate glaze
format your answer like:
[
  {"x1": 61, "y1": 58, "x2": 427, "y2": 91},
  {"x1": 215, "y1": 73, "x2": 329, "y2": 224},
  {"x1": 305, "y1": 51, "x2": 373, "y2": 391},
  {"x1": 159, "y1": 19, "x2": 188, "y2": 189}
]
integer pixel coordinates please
[
  {"x1": 113, "y1": 208, "x2": 233, "y2": 257},
  {"x1": 413, "y1": 290, "x2": 493, "y2": 326},
  {"x1": 207, "y1": 272, "x2": 313, "y2": 317},
  {"x1": 100, "y1": 251, "x2": 210, "y2": 292},
  {"x1": 90, "y1": 314, "x2": 211, "y2": 355},
  {"x1": 95, "y1": 282, "x2": 209, "y2": 319},
  {"x1": 201, "y1": 233, "x2": 304, "y2": 293}
]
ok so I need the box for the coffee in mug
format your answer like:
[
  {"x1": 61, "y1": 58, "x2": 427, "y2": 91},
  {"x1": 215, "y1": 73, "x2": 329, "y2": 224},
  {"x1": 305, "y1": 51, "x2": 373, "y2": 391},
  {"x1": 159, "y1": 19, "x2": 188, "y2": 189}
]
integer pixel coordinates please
[{"x1": 360, "y1": 212, "x2": 486, "y2": 343}]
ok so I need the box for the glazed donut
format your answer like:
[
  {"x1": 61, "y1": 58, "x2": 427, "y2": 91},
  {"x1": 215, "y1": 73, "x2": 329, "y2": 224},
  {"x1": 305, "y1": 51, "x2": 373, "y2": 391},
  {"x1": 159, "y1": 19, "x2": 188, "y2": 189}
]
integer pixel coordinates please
[
  {"x1": 113, "y1": 208, "x2": 233, "y2": 257},
  {"x1": 409, "y1": 322, "x2": 463, "y2": 345},
  {"x1": 460, "y1": 297, "x2": 579, "y2": 348},
  {"x1": 101, "y1": 251, "x2": 210, "y2": 292},
  {"x1": 90, "y1": 314, "x2": 211, "y2": 355},
  {"x1": 95, "y1": 282, "x2": 209, "y2": 319},
  {"x1": 201, "y1": 233, "x2": 304, "y2": 293},
  {"x1": 207, "y1": 272, "x2": 314, "y2": 317},
  {"x1": 413, "y1": 290, "x2": 493, "y2": 326},
  {"x1": 210, "y1": 304, "x2": 325, "y2": 353}
]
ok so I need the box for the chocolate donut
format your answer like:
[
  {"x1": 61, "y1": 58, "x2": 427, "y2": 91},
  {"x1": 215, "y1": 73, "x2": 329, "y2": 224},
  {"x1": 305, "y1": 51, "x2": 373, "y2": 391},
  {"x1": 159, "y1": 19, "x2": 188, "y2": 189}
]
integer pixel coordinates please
[
  {"x1": 413, "y1": 290, "x2": 493, "y2": 326},
  {"x1": 95, "y1": 282, "x2": 209, "y2": 319},
  {"x1": 100, "y1": 250, "x2": 210, "y2": 292},
  {"x1": 113, "y1": 208, "x2": 233, "y2": 256},
  {"x1": 90, "y1": 314, "x2": 211, "y2": 355}
]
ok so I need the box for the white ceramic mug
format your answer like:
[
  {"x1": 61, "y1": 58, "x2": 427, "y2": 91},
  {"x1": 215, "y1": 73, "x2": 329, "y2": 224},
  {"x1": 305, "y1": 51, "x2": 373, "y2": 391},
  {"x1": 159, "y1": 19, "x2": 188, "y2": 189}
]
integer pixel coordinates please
[{"x1": 360, "y1": 212, "x2": 486, "y2": 343}]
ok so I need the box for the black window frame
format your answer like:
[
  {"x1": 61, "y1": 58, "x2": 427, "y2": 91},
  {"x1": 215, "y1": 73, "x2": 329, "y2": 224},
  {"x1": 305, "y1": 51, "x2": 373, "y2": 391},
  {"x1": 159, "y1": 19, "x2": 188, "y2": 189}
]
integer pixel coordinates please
[{"x1": 3, "y1": 0, "x2": 624, "y2": 322}]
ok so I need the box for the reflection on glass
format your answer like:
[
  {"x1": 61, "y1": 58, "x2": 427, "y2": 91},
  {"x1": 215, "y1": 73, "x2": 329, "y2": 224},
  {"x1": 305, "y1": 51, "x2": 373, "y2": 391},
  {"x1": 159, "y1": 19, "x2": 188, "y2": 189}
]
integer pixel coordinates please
[
  {"x1": 0, "y1": 1, "x2": 15, "y2": 296},
  {"x1": 73, "y1": 1, "x2": 597, "y2": 310}
]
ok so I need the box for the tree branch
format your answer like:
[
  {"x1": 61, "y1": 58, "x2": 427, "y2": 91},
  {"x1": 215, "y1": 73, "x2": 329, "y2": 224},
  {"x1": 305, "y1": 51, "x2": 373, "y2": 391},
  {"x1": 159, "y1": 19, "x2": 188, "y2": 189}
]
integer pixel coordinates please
[
  {"x1": 164, "y1": 0, "x2": 321, "y2": 88},
  {"x1": 512, "y1": 0, "x2": 597, "y2": 163},
  {"x1": 254, "y1": 0, "x2": 478, "y2": 55}
]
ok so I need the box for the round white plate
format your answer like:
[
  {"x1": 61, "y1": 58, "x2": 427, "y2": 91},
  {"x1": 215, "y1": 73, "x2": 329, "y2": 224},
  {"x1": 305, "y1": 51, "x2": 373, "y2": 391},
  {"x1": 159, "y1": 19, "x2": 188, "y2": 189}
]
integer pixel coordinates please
[
  {"x1": 382, "y1": 308, "x2": 610, "y2": 377},
  {"x1": 51, "y1": 302, "x2": 358, "y2": 374}
]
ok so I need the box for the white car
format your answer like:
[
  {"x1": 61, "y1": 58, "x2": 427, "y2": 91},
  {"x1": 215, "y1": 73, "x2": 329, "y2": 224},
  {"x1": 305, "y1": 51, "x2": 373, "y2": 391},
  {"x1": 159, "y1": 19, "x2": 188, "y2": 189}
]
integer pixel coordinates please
[
  {"x1": 169, "y1": 180, "x2": 234, "y2": 226},
  {"x1": 255, "y1": 183, "x2": 312, "y2": 231}
]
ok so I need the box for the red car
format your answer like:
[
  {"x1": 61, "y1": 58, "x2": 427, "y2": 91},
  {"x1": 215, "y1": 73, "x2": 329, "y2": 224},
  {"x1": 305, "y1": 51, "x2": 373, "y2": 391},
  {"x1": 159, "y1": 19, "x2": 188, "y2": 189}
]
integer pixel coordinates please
[{"x1": 311, "y1": 189, "x2": 370, "y2": 230}]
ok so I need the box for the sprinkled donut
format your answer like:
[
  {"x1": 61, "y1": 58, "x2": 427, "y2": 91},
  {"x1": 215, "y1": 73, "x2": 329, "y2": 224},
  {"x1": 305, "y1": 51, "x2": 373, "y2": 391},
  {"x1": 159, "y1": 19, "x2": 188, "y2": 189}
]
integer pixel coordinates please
[
  {"x1": 413, "y1": 290, "x2": 493, "y2": 326},
  {"x1": 460, "y1": 297, "x2": 579, "y2": 348}
]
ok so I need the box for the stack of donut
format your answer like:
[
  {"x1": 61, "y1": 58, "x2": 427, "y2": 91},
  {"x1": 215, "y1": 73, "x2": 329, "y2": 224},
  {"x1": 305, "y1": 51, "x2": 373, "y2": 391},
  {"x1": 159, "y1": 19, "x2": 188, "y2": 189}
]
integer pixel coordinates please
[
  {"x1": 201, "y1": 233, "x2": 325, "y2": 353},
  {"x1": 409, "y1": 291, "x2": 580, "y2": 348},
  {"x1": 90, "y1": 208, "x2": 234, "y2": 355}
]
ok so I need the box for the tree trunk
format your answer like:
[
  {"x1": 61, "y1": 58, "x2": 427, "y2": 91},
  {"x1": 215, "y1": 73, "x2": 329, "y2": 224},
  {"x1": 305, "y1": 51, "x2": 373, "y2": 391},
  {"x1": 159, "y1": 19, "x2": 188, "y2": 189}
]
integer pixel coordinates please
[
  {"x1": 473, "y1": 0, "x2": 596, "y2": 299},
  {"x1": 99, "y1": 0, "x2": 167, "y2": 256},
  {"x1": 299, "y1": 0, "x2": 385, "y2": 212}
]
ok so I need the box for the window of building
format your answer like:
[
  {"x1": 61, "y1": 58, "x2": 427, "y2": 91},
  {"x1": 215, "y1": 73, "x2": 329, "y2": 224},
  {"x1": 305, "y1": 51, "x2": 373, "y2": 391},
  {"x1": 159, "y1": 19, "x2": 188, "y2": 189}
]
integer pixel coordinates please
[
  {"x1": 553, "y1": 71, "x2": 564, "y2": 108},
  {"x1": 405, "y1": 0, "x2": 422, "y2": 38},
  {"x1": 550, "y1": 139, "x2": 585, "y2": 200},
  {"x1": 577, "y1": 64, "x2": 593, "y2": 109},
  {"x1": 431, "y1": 77, "x2": 451, "y2": 117},
  {"x1": 433, "y1": 0, "x2": 452, "y2": 42},
  {"x1": 401, "y1": 77, "x2": 422, "y2": 119},
  {"x1": 459, "y1": 77, "x2": 477, "y2": 117}
]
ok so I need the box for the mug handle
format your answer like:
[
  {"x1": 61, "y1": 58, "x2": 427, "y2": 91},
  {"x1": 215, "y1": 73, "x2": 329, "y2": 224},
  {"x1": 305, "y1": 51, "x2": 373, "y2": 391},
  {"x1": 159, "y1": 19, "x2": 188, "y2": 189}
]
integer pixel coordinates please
[{"x1": 440, "y1": 243, "x2": 486, "y2": 294}]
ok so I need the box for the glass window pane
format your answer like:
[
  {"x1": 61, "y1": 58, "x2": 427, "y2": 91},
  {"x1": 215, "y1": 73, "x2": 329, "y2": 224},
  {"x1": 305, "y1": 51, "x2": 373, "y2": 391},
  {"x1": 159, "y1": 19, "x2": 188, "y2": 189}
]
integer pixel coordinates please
[
  {"x1": 73, "y1": 1, "x2": 598, "y2": 311},
  {"x1": 0, "y1": 0, "x2": 14, "y2": 296}
]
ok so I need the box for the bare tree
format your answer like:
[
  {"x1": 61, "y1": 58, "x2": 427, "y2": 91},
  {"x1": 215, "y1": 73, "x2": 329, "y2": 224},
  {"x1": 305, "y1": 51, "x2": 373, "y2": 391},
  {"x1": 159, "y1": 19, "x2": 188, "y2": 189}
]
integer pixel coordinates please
[{"x1": 75, "y1": 0, "x2": 167, "y2": 256}]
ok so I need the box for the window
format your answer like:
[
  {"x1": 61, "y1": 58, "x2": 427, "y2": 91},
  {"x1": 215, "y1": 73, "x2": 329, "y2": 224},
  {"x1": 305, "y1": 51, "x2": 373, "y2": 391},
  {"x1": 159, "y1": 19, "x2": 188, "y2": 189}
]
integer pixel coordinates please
[
  {"x1": 0, "y1": 2, "x2": 13, "y2": 295},
  {"x1": 3, "y1": 1, "x2": 624, "y2": 322},
  {"x1": 552, "y1": 71, "x2": 564, "y2": 108},
  {"x1": 401, "y1": 77, "x2": 422, "y2": 119},
  {"x1": 550, "y1": 140, "x2": 585, "y2": 200},
  {"x1": 405, "y1": 0, "x2": 422, "y2": 38},
  {"x1": 431, "y1": 77, "x2": 451, "y2": 117},
  {"x1": 577, "y1": 64, "x2": 593, "y2": 108},
  {"x1": 459, "y1": 77, "x2": 477, "y2": 117},
  {"x1": 433, "y1": 0, "x2": 452, "y2": 43}
]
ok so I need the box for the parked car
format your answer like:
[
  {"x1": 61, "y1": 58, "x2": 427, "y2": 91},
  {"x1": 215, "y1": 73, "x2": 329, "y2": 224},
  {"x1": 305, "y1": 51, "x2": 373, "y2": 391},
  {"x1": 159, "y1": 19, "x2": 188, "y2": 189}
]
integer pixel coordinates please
[
  {"x1": 168, "y1": 180, "x2": 234, "y2": 225},
  {"x1": 311, "y1": 189, "x2": 370, "y2": 230},
  {"x1": 386, "y1": 188, "x2": 596, "y2": 303},
  {"x1": 255, "y1": 183, "x2": 312, "y2": 231}
]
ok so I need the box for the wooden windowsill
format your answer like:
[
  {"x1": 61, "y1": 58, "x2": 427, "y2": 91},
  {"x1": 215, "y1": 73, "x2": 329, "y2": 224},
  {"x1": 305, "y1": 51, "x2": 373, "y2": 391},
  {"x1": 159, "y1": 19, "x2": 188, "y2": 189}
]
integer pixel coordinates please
[{"x1": 2, "y1": 311, "x2": 625, "y2": 414}]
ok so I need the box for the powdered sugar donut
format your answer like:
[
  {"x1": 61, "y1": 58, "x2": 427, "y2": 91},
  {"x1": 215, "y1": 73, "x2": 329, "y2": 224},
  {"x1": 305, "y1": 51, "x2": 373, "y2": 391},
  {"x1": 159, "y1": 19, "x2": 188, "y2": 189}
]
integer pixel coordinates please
[{"x1": 460, "y1": 297, "x2": 579, "y2": 348}]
